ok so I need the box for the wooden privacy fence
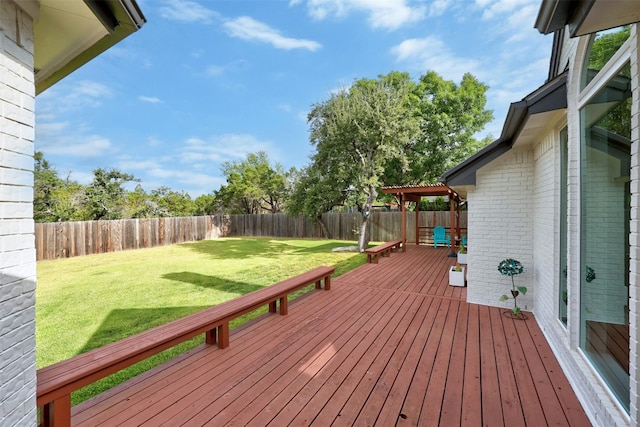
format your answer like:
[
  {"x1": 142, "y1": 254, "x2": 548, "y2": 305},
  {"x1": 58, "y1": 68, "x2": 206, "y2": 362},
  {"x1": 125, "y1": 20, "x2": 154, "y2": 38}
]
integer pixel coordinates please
[{"x1": 35, "y1": 211, "x2": 467, "y2": 261}]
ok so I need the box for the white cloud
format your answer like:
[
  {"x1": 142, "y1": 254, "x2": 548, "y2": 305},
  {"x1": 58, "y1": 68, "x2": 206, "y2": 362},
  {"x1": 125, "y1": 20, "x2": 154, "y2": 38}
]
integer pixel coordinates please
[
  {"x1": 147, "y1": 168, "x2": 225, "y2": 196},
  {"x1": 478, "y1": 0, "x2": 535, "y2": 20},
  {"x1": 39, "y1": 136, "x2": 112, "y2": 158},
  {"x1": 223, "y1": 17, "x2": 321, "y2": 51},
  {"x1": 38, "y1": 80, "x2": 113, "y2": 115},
  {"x1": 117, "y1": 159, "x2": 161, "y2": 171},
  {"x1": 179, "y1": 134, "x2": 275, "y2": 164},
  {"x1": 299, "y1": 0, "x2": 427, "y2": 30},
  {"x1": 428, "y1": 0, "x2": 451, "y2": 17},
  {"x1": 158, "y1": 0, "x2": 220, "y2": 24},
  {"x1": 139, "y1": 96, "x2": 162, "y2": 103},
  {"x1": 391, "y1": 36, "x2": 480, "y2": 82}
]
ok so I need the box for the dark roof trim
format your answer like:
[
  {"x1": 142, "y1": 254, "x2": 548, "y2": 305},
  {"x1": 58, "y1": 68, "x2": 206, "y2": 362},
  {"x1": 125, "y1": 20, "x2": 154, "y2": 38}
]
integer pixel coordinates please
[
  {"x1": 535, "y1": 0, "x2": 579, "y2": 35},
  {"x1": 536, "y1": 0, "x2": 640, "y2": 37},
  {"x1": 440, "y1": 72, "x2": 567, "y2": 187},
  {"x1": 548, "y1": 28, "x2": 565, "y2": 81}
]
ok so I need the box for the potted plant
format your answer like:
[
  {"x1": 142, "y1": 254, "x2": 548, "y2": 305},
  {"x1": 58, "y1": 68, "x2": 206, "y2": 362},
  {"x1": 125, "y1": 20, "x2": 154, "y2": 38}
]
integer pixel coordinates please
[
  {"x1": 498, "y1": 258, "x2": 526, "y2": 317},
  {"x1": 457, "y1": 243, "x2": 467, "y2": 264},
  {"x1": 449, "y1": 264, "x2": 465, "y2": 287}
]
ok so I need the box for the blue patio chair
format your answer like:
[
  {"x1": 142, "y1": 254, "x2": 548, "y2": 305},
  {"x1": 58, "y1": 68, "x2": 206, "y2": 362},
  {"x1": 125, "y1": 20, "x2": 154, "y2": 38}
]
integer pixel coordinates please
[
  {"x1": 433, "y1": 226, "x2": 451, "y2": 248},
  {"x1": 462, "y1": 235, "x2": 467, "y2": 247}
]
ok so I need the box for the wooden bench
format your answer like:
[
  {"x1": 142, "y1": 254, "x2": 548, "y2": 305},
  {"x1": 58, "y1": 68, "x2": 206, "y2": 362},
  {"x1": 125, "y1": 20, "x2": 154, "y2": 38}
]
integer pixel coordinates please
[
  {"x1": 364, "y1": 239, "x2": 403, "y2": 264},
  {"x1": 36, "y1": 265, "x2": 335, "y2": 427}
]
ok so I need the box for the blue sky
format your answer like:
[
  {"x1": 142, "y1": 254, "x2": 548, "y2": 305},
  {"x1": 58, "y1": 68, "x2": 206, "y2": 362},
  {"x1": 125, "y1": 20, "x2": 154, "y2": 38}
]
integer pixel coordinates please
[{"x1": 35, "y1": 0, "x2": 553, "y2": 197}]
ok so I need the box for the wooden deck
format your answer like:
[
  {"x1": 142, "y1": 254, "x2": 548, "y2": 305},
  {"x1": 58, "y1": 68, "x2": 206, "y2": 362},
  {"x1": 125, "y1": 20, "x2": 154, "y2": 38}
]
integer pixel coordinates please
[{"x1": 72, "y1": 245, "x2": 590, "y2": 426}]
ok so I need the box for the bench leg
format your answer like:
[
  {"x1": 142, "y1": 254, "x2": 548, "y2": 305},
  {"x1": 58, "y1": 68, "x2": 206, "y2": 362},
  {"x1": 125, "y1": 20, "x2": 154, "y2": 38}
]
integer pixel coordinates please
[
  {"x1": 315, "y1": 279, "x2": 321, "y2": 289},
  {"x1": 41, "y1": 395, "x2": 71, "y2": 427},
  {"x1": 269, "y1": 301, "x2": 277, "y2": 313},
  {"x1": 279, "y1": 296, "x2": 288, "y2": 315},
  {"x1": 206, "y1": 327, "x2": 217, "y2": 345},
  {"x1": 217, "y1": 323, "x2": 229, "y2": 349},
  {"x1": 324, "y1": 275, "x2": 331, "y2": 291}
]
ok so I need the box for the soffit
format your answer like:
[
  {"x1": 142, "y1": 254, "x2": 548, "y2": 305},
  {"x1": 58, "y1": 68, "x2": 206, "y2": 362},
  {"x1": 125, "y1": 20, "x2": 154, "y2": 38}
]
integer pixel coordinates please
[
  {"x1": 536, "y1": 0, "x2": 640, "y2": 37},
  {"x1": 34, "y1": 1, "x2": 109, "y2": 87},
  {"x1": 575, "y1": 1, "x2": 640, "y2": 36},
  {"x1": 34, "y1": 0, "x2": 145, "y2": 94}
]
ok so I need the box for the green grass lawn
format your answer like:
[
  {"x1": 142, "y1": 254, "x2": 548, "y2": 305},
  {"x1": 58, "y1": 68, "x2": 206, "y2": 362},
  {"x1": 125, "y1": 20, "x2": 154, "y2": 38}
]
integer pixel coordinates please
[{"x1": 36, "y1": 237, "x2": 366, "y2": 404}]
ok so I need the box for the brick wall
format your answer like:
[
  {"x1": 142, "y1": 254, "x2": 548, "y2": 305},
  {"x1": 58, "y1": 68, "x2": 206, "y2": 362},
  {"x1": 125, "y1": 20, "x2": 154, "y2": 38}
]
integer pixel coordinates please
[
  {"x1": 532, "y1": 131, "x2": 559, "y2": 324},
  {"x1": 466, "y1": 148, "x2": 535, "y2": 309},
  {"x1": 629, "y1": 23, "x2": 640, "y2": 427},
  {"x1": 0, "y1": 1, "x2": 37, "y2": 425}
]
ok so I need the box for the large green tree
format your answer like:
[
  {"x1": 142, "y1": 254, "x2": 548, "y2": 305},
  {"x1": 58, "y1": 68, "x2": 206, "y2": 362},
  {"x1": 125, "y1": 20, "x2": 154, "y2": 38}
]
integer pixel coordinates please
[
  {"x1": 34, "y1": 151, "x2": 84, "y2": 222},
  {"x1": 215, "y1": 152, "x2": 290, "y2": 214},
  {"x1": 301, "y1": 72, "x2": 420, "y2": 251},
  {"x1": 389, "y1": 71, "x2": 492, "y2": 185},
  {"x1": 82, "y1": 168, "x2": 139, "y2": 220},
  {"x1": 292, "y1": 70, "x2": 492, "y2": 251}
]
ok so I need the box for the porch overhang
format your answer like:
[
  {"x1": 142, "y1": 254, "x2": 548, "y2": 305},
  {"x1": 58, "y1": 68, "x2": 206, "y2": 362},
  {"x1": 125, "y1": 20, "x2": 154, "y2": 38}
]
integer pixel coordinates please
[
  {"x1": 32, "y1": 0, "x2": 146, "y2": 94},
  {"x1": 536, "y1": 0, "x2": 640, "y2": 37},
  {"x1": 440, "y1": 72, "x2": 567, "y2": 189}
]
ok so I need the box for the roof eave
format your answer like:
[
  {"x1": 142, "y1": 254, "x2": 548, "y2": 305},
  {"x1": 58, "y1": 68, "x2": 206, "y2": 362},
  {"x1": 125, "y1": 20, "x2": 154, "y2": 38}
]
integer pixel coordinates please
[{"x1": 35, "y1": 0, "x2": 146, "y2": 94}]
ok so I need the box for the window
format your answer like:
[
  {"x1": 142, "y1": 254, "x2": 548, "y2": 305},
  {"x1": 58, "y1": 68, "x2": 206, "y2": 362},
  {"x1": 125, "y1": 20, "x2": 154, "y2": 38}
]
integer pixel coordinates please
[
  {"x1": 579, "y1": 58, "x2": 631, "y2": 411},
  {"x1": 559, "y1": 127, "x2": 568, "y2": 327},
  {"x1": 581, "y1": 26, "x2": 630, "y2": 89}
]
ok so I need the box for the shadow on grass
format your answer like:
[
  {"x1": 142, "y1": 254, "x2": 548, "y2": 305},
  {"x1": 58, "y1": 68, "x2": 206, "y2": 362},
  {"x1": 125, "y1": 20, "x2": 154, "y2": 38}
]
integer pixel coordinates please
[
  {"x1": 78, "y1": 306, "x2": 210, "y2": 355},
  {"x1": 162, "y1": 271, "x2": 264, "y2": 293},
  {"x1": 179, "y1": 238, "x2": 360, "y2": 260}
]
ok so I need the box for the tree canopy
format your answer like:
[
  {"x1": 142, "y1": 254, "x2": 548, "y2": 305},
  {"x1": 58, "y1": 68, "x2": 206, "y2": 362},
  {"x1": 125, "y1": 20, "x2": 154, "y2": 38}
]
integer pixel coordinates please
[
  {"x1": 215, "y1": 151, "x2": 291, "y2": 214},
  {"x1": 289, "y1": 70, "x2": 492, "y2": 251}
]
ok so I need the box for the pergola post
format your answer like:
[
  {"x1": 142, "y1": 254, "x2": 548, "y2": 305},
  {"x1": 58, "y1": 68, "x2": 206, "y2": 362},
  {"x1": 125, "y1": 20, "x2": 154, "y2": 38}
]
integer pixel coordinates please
[
  {"x1": 449, "y1": 194, "x2": 456, "y2": 255},
  {"x1": 415, "y1": 197, "x2": 420, "y2": 246},
  {"x1": 401, "y1": 194, "x2": 407, "y2": 251}
]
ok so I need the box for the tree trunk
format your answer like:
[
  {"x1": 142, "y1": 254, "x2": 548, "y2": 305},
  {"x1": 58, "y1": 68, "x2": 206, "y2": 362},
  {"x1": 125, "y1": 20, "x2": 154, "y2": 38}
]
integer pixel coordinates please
[
  {"x1": 357, "y1": 214, "x2": 370, "y2": 252},
  {"x1": 357, "y1": 185, "x2": 377, "y2": 252},
  {"x1": 316, "y1": 215, "x2": 333, "y2": 239}
]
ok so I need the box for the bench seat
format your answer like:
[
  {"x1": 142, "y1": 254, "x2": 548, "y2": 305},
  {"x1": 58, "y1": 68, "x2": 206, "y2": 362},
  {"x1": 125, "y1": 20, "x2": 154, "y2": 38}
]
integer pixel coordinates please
[
  {"x1": 364, "y1": 239, "x2": 403, "y2": 264},
  {"x1": 37, "y1": 265, "x2": 335, "y2": 427}
]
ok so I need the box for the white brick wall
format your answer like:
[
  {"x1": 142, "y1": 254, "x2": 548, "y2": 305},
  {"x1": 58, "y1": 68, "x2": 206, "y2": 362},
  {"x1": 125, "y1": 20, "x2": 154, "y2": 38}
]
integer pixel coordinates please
[
  {"x1": 629, "y1": 23, "x2": 640, "y2": 426},
  {"x1": 466, "y1": 148, "x2": 535, "y2": 310},
  {"x1": 0, "y1": 1, "x2": 37, "y2": 426},
  {"x1": 532, "y1": 132, "x2": 558, "y2": 324}
]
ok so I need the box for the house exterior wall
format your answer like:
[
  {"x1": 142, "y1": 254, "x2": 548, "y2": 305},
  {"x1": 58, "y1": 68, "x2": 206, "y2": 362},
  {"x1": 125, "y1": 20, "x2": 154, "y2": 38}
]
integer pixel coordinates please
[
  {"x1": 630, "y1": 22, "x2": 640, "y2": 426},
  {"x1": 464, "y1": 24, "x2": 640, "y2": 425},
  {"x1": 531, "y1": 131, "x2": 560, "y2": 324},
  {"x1": 0, "y1": 1, "x2": 37, "y2": 426},
  {"x1": 466, "y1": 148, "x2": 535, "y2": 310}
]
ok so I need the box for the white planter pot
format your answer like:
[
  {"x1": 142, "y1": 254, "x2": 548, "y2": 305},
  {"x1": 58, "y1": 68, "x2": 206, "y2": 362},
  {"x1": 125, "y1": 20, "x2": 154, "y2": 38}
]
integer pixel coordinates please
[
  {"x1": 457, "y1": 252, "x2": 467, "y2": 264},
  {"x1": 449, "y1": 266, "x2": 465, "y2": 287}
]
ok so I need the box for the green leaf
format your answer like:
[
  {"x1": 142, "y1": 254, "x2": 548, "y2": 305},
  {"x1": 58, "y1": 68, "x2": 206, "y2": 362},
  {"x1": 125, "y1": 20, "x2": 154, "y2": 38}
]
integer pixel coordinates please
[
  {"x1": 513, "y1": 307, "x2": 521, "y2": 315},
  {"x1": 518, "y1": 286, "x2": 528, "y2": 295},
  {"x1": 499, "y1": 294, "x2": 509, "y2": 302}
]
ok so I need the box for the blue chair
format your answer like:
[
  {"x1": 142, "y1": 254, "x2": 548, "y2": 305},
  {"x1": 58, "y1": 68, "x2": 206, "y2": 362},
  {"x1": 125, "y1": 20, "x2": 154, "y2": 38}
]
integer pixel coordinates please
[
  {"x1": 462, "y1": 235, "x2": 467, "y2": 247},
  {"x1": 433, "y1": 226, "x2": 451, "y2": 248}
]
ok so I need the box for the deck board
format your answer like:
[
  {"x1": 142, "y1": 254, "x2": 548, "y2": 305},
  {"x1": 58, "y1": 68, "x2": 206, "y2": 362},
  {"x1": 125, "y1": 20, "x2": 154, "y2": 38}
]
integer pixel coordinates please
[{"x1": 72, "y1": 245, "x2": 590, "y2": 426}]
